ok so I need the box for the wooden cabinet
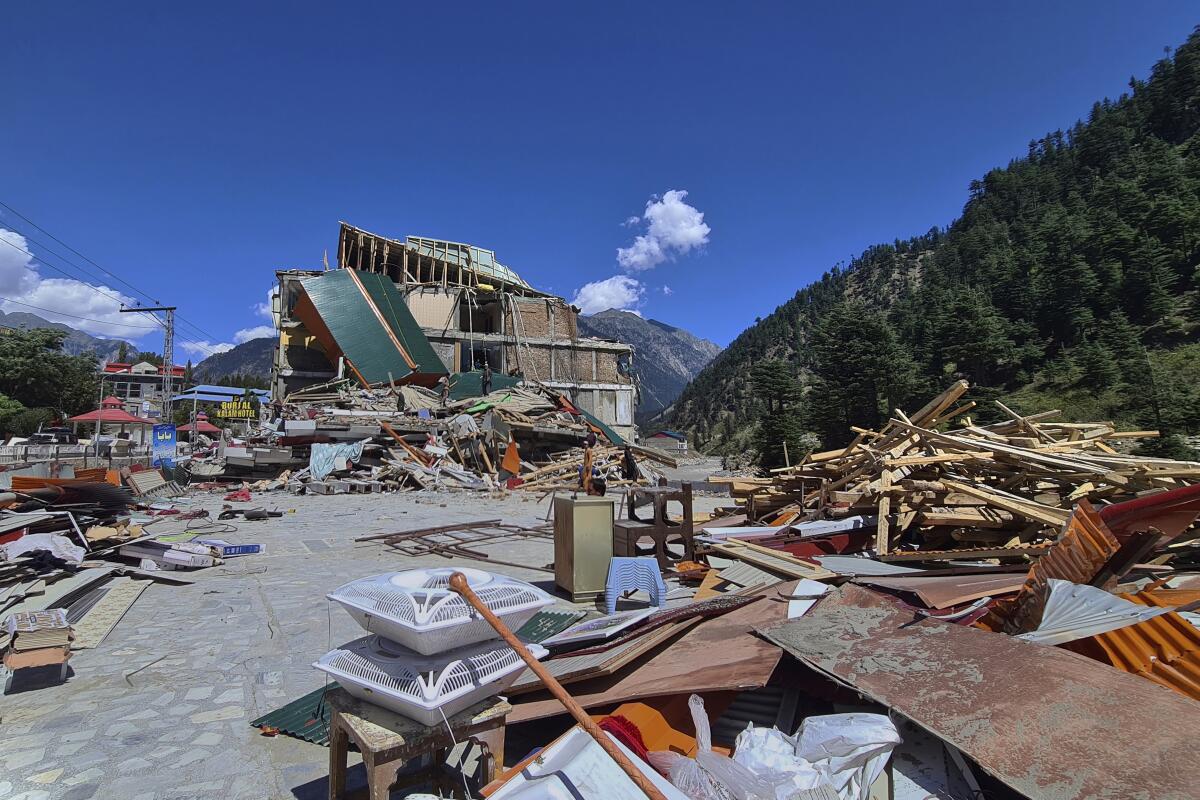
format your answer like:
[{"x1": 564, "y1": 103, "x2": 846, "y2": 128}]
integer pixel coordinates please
[{"x1": 553, "y1": 496, "x2": 615, "y2": 602}]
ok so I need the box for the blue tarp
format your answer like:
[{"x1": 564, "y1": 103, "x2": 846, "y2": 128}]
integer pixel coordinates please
[
  {"x1": 308, "y1": 440, "x2": 367, "y2": 481},
  {"x1": 172, "y1": 386, "x2": 271, "y2": 403}
]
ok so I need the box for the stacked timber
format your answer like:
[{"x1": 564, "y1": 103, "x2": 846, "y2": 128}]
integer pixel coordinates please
[{"x1": 717, "y1": 381, "x2": 1200, "y2": 555}]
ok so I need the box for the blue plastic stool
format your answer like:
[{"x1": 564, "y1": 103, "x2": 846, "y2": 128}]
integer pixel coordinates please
[{"x1": 605, "y1": 557, "x2": 667, "y2": 614}]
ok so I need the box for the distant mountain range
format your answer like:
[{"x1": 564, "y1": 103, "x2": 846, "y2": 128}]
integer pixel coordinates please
[
  {"x1": 577, "y1": 309, "x2": 721, "y2": 425},
  {"x1": 193, "y1": 337, "x2": 275, "y2": 382},
  {"x1": 0, "y1": 310, "x2": 134, "y2": 361}
]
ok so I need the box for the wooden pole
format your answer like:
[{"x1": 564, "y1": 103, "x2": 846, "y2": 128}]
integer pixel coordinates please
[{"x1": 447, "y1": 572, "x2": 668, "y2": 800}]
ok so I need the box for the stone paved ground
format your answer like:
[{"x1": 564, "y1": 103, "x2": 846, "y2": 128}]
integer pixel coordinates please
[{"x1": 1, "y1": 484, "x2": 727, "y2": 800}]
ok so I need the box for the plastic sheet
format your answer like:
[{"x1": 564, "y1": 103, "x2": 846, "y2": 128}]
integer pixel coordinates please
[
  {"x1": 307, "y1": 439, "x2": 367, "y2": 481},
  {"x1": 732, "y1": 713, "x2": 900, "y2": 800},
  {"x1": 649, "y1": 695, "x2": 777, "y2": 800}
]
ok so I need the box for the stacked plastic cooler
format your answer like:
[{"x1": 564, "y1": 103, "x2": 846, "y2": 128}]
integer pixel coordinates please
[{"x1": 316, "y1": 567, "x2": 554, "y2": 725}]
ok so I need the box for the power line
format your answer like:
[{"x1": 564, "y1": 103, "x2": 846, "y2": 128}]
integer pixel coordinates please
[
  {"x1": 0, "y1": 231, "x2": 227, "y2": 358},
  {"x1": 0, "y1": 296, "x2": 162, "y2": 329},
  {"x1": 0, "y1": 234, "x2": 138, "y2": 310},
  {"x1": 0, "y1": 201, "x2": 231, "y2": 346},
  {"x1": 0, "y1": 200, "x2": 163, "y2": 304}
]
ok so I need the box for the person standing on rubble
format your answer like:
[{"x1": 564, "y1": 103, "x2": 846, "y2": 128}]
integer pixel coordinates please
[
  {"x1": 481, "y1": 362, "x2": 493, "y2": 397},
  {"x1": 622, "y1": 445, "x2": 640, "y2": 481},
  {"x1": 437, "y1": 375, "x2": 450, "y2": 407}
]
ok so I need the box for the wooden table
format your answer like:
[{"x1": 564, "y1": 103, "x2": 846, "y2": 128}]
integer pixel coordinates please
[{"x1": 325, "y1": 688, "x2": 511, "y2": 800}]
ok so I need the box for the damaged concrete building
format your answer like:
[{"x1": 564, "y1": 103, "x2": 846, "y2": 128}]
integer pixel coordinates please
[{"x1": 272, "y1": 222, "x2": 638, "y2": 440}]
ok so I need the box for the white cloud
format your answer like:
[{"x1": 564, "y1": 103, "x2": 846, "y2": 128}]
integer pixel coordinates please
[
  {"x1": 572, "y1": 275, "x2": 645, "y2": 315},
  {"x1": 254, "y1": 287, "x2": 275, "y2": 320},
  {"x1": 0, "y1": 228, "x2": 154, "y2": 341},
  {"x1": 661, "y1": 285, "x2": 673, "y2": 296},
  {"x1": 622, "y1": 215, "x2": 641, "y2": 227},
  {"x1": 617, "y1": 189, "x2": 710, "y2": 271},
  {"x1": 181, "y1": 340, "x2": 234, "y2": 356},
  {"x1": 234, "y1": 325, "x2": 275, "y2": 343}
]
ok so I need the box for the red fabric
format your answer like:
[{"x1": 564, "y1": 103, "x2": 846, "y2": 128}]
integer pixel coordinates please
[
  {"x1": 0, "y1": 530, "x2": 26, "y2": 545},
  {"x1": 598, "y1": 715, "x2": 650, "y2": 763},
  {"x1": 223, "y1": 488, "x2": 252, "y2": 502}
]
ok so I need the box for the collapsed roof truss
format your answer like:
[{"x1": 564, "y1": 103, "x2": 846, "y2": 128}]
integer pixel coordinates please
[{"x1": 338, "y1": 222, "x2": 549, "y2": 297}]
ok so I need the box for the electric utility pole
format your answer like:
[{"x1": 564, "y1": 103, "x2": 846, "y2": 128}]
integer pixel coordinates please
[{"x1": 121, "y1": 305, "x2": 177, "y2": 423}]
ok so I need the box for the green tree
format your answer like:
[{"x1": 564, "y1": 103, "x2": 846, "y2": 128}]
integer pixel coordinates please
[
  {"x1": 0, "y1": 328, "x2": 99, "y2": 416},
  {"x1": 804, "y1": 303, "x2": 920, "y2": 446},
  {"x1": 750, "y1": 360, "x2": 813, "y2": 468},
  {"x1": 116, "y1": 340, "x2": 130, "y2": 362},
  {"x1": 666, "y1": 28, "x2": 1200, "y2": 450}
]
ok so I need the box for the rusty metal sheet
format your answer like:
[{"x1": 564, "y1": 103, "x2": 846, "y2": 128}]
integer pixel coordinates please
[
  {"x1": 877, "y1": 542, "x2": 1052, "y2": 562},
  {"x1": 999, "y1": 500, "x2": 1120, "y2": 634},
  {"x1": 507, "y1": 582, "x2": 791, "y2": 724},
  {"x1": 1099, "y1": 482, "x2": 1200, "y2": 544},
  {"x1": 760, "y1": 584, "x2": 1200, "y2": 800},
  {"x1": 1067, "y1": 591, "x2": 1200, "y2": 701},
  {"x1": 853, "y1": 573, "x2": 1025, "y2": 608}
]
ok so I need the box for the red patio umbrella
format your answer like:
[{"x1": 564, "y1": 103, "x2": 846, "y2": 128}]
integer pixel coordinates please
[
  {"x1": 177, "y1": 419, "x2": 222, "y2": 434},
  {"x1": 67, "y1": 408, "x2": 155, "y2": 425}
]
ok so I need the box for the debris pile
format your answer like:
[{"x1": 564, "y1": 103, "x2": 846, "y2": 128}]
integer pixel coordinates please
[
  {"x1": 191, "y1": 377, "x2": 673, "y2": 497},
  {"x1": 0, "y1": 464, "x2": 264, "y2": 689},
  {"x1": 715, "y1": 379, "x2": 1200, "y2": 560}
]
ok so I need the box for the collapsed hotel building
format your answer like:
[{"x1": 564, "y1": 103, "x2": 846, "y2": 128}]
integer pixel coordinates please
[{"x1": 271, "y1": 222, "x2": 638, "y2": 440}]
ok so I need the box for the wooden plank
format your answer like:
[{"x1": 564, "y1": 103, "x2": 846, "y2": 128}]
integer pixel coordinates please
[
  {"x1": 908, "y1": 379, "x2": 969, "y2": 427},
  {"x1": 884, "y1": 452, "x2": 992, "y2": 467},
  {"x1": 709, "y1": 540, "x2": 835, "y2": 580},
  {"x1": 939, "y1": 479, "x2": 1070, "y2": 527},
  {"x1": 995, "y1": 400, "x2": 1056, "y2": 444},
  {"x1": 876, "y1": 469, "x2": 892, "y2": 555}
]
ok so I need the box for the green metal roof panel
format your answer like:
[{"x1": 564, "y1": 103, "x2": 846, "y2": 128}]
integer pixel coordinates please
[
  {"x1": 449, "y1": 371, "x2": 522, "y2": 401},
  {"x1": 299, "y1": 270, "x2": 447, "y2": 385},
  {"x1": 250, "y1": 683, "x2": 336, "y2": 746}
]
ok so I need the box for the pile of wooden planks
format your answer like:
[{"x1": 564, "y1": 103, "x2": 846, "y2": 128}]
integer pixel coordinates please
[{"x1": 718, "y1": 380, "x2": 1200, "y2": 555}]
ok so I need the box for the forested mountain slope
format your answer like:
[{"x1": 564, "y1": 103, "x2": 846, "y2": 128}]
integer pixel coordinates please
[
  {"x1": 577, "y1": 309, "x2": 721, "y2": 424},
  {"x1": 670, "y1": 27, "x2": 1200, "y2": 460}
]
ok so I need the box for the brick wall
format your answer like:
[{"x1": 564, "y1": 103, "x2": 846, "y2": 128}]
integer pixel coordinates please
[{"x1": 595, "y1": 351, "x2": 623, "y2": 384}]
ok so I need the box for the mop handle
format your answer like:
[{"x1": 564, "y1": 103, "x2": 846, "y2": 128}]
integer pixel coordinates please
[{"x1": 448, "y1": 572, "x2": 668, "y2": 800}]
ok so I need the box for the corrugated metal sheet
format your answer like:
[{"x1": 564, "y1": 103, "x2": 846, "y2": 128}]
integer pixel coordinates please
[
  {"x1": 999, "y1": 500, "x2": 1120, "y2": 635},
  {"x1": 1065, "y1": 588, "x2": 1200, "y2": 701},
  {"x1": 296, "y1": 269, "x2": 447, "y2": 387},
  {"x1": 760, "y1": 584, "x2": 1200, "y2": 800},
  {"x1": 1015, "y1": 580, "x2": 1172, "y2": 646},
  {"x1": 250, "y1": 683, "x2": 336, "y2": 746},
  {"x1": 716, "y1": 562, "x2": 778, "y2": 589},
  {"x1": 710, "y1": 685, "x2": 796, "y2": 746}
]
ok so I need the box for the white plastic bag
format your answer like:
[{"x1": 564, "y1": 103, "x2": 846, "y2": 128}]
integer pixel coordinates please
[
  {"x1": 648, "y1": 750, "x2": 727, "y2": 800},
  {"x1": 732, "y1": 714, "x2": 900, "y2": 800},
  {"x1": 794, "y1": 713, "x2": 901, "y2": 800},
  {"x1": 649, "y1": 695, "x2": 776, "y2": 800},
  {"x1": 733, "y1": 724, "x2": 827, "y2": 800}
]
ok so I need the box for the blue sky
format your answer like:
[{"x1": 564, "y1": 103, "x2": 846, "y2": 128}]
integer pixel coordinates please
[{"x1": 1, "y1": 3, "x2": 1195, "y2": 358}]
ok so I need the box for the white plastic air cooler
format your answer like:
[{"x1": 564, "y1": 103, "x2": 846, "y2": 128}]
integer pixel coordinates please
[
  {"x1": 327, "y1": 567, "x2": 555, "y2": 655},
  {"x1": 314, "y1": 634, "x2": 547, "y2": 725}
]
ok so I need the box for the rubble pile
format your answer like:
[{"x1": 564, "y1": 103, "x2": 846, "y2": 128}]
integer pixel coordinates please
[
  {"x1": 714, "y1": 380, "x2": 1200, "y2": 560},
  {"x1": 189, "y1": 377, "x2": 674, "y2": 497}
]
